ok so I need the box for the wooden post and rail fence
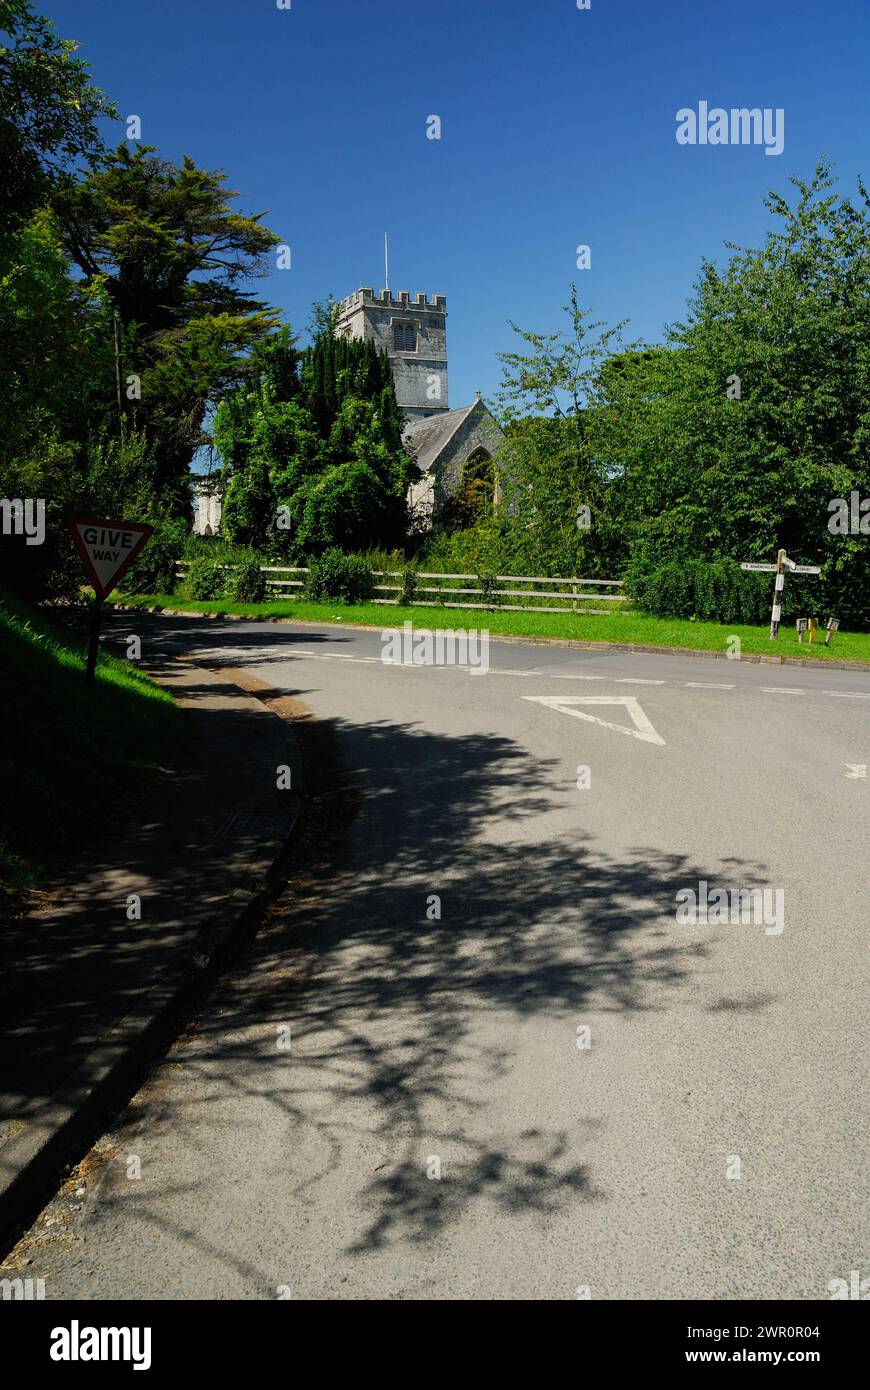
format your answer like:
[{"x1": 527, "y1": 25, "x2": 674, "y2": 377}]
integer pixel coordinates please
[{"x1": 173, "y1": 562, "x2": 629, "y2": 614}]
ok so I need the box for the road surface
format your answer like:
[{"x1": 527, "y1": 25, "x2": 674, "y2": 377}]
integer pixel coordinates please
[{"x1": 19, "y1": 617, "x2": 870, "y2": 1299}]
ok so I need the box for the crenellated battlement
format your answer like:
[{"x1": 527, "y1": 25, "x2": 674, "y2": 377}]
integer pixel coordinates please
[{"x1": 338, "y1": 287, "x2": 447, "y2": 314}]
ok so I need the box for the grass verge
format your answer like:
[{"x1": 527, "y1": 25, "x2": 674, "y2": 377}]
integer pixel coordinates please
[
  {"x1": 116, "y1": 591, "x2": 870, "y2": 665},
  {"x1": 0, "y1": 587, "x2": 180, "y2": 914}
]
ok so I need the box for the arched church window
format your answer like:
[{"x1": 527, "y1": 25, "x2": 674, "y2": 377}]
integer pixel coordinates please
[{"x1": 447, "y1": 448, "x2": 494, "y2": 527}]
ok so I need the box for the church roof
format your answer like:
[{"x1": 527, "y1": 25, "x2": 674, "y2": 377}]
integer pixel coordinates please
[{"x1": 402, "y1": 402, "x2": 482, "y2": 474}]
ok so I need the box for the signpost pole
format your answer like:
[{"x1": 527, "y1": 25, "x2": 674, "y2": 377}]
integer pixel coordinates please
[
  {"x1": 770, "y1": 548, "x2": 786, "y2": 640},
  {"x1": 85, "y1": 595, "x2": 103, "y2": 685},
  {"x1": 741, "y1": 553, "x2": 821, "y2": 641}
]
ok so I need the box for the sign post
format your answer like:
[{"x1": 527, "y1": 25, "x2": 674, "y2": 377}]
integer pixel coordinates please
[
  {"x1": 66, "y1": 515, "x2": 153, "y2": 684},
  {"x1": 770, "y1": 547, "x2": 786, "y2": 639},
  {"x1": 84, "y1": 596, "x2": 104, "y2": 684},
  {"x1": 740, "y1": 551, "x2": 821, "y2": 641}
]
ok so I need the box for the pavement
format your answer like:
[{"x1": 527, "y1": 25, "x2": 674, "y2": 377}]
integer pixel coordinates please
[
  {"x1": 4, "y1": 615, "x2": 869, "y2": 1299},
  {"x1": 0, "y1": 655, "x2": 301, "y2": 1250}
]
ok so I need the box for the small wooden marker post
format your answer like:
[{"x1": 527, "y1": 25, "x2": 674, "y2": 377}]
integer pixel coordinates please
[
  {"x1": 740, "y1": 550, "x2": 821, "y2": 640},
  {"x1": 825, "y1": 617, "x2": 839, "y2": 647},
  {"x1": 808, "y1": 617, "x2": 818, "y2": 644},
  {"x1": 796, "y1": 618, "x2": 808, "y2": 643}
]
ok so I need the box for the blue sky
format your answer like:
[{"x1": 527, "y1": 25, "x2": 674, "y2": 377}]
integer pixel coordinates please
[{"x1": 50, "y1": 0, "x2": 870, "y2": 410}]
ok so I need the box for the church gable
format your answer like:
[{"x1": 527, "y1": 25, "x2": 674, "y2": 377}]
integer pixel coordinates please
[{"x1": 404, "y1": 398, "x2": 506, "y2": 527}]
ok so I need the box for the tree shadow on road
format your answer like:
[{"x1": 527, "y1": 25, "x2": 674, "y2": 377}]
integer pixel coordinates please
[{"x1": 83, "y1": 692, "x2": 770, "y2": 1283}]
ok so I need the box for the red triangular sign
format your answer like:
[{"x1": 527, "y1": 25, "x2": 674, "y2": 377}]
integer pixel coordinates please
[{"x1": 66, "y1": 514, "x2": 153, "y2": 599}]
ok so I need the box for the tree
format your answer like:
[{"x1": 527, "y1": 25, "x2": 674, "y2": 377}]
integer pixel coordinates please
[
  {"x1": 221, "y1": 455, "x2": 275, "y2": 552},
  {"x1": 493, "y1": 289, "x2": 637, "y2": 575},
  {"x1": 0, "y1": 0, "x2": 113, "y2": 244},
  {"x1": 590, "y1": 161, "x2": 870, "y2": 621},
  {"x1": 215, "y1": 317, "x2": 415, "y2": 556},
  {"x1": 0, "y1": 207, "x2": 111, "y2": 469},
  {"x1": 53, "y1": 143, "x2": 281, "y2": 514}
]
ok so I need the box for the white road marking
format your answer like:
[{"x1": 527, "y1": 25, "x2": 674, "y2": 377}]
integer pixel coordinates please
[
  {"x1": 288, "y1": 651, "x2": 382, "y2": 664},
  {"x1": 271, "y1": 649, "x2": 870, "y2": 707},
  {"x1": 523, "y1": 695, "x2": 666, "y2": 746},
  {"x1": 523, "y1": 671, "x2": 604, "y2": 680},
  {"x1": 845, "y1": 765, "x2": 867, "y2": 779},
  {"x1": 462, "y1": 667, "x2": 540, "y2": 677}
]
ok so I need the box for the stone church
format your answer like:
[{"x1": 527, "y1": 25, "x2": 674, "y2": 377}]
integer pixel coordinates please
[
  {"x1": 193, "y1": 286, "x2": 504, "y2": 533},
  {"x1": 336, "y1": 287, "x2": 505, "y2": 527}
]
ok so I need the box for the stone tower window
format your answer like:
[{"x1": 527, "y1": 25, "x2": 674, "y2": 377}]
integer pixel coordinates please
[{"x1": 393, "y1": 321, "x2": 417, "y2": 352}]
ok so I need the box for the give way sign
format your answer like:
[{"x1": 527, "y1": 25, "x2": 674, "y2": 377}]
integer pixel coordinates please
[{"x1": 66, "y1": 514, "x2": 153, "y2": 599}]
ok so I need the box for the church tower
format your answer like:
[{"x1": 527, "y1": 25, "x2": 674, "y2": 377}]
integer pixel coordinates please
[{"x1": 335, "y1": 288, "x2": 448, "y2": 421}]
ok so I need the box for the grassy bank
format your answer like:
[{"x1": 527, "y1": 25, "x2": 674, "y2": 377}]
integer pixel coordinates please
[
  {"x1": 0, "y1": 587, "x2": 180, "y2": 914},
  {"x1": 116, "y1": 591, "x2": 870, "y2": 664}
]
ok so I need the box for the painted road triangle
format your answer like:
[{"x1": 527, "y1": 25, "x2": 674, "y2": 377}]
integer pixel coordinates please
[
  {"x1": 67, "y1": 514, "x2": 153, "y2": 599},
  {"x1": 522, "y1": 695, "x2": 666, "y2": 746}
]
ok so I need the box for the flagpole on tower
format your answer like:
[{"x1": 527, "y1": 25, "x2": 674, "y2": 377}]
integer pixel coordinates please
[{"x1": 384, "y1": 232, "x2": 389, "y2": 292}]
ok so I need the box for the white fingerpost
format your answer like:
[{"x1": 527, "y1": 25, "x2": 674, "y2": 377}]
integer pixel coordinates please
[
  {"x1": 740, "y1": 550, "x2": 821, "y2": 641},
  {"x1": 769, "y1": 549, "x2": 786, "y2": 639}
]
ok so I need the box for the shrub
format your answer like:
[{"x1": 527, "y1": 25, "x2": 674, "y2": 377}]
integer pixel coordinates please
[
  {"x1": 399, "y1": 565, "x2": 418, "y2": 606},
  {"x1": 186, "y1": 557, "x2": 228, "y2": 601},
  {"x1": 304, "y1": 548, "x2": 374, "y2": 604},
  {"x1": 420, "y1": 522, "x2": 505, "y2": 576},
  {"x1": 229, "y1": 558, "x2": 267, "y2": 603},
  {"x1": 626, "y1": 555, "x2": 771, "y2": 624},
  {"x1": 295, "y1": 461, "x2": 390, "y2": 556},
  {"x1": 123, "y1": 519, "x2": 186, "y2": 596},
  {"x1": 220, "y1": 459, "x2": 274, "y2": 551},
  {"x1": 477, "y1": 570, "x2": 502, "y2": 608}
]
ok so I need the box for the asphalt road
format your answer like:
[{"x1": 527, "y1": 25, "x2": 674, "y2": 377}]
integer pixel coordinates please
[{"x1": 20, "y1": 618, "x2": 870, "y2": 1299}]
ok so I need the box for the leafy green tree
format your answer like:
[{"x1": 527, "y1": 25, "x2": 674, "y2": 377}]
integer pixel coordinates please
[
  {"x1": 294, "y1": 461, "x2": 390, "y2": 555},
  {"x1": 215, "y1": 316, "x2": 414, "y2": 556},
  {"x1": 0, "y1": 207, "x2": 111, "y2": 471},
  {"x1": 590, "y1": 161, "x2": 870, "y2": 621},
  {"x1": 53, "y1": 143, "x2": 281, "y2": 515},
  {"x1": 0, "y1": 0, "x2": 113, "y2": 244},
  {"x1": 493, "y1": 290, "x2": 637, "y2": 575},
  {"x1": 221, "y1": 455, "x2": 275, "y2": 551},
  {"x1": 301, "y1": 327, "x2": 402, "y2": 445}
]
